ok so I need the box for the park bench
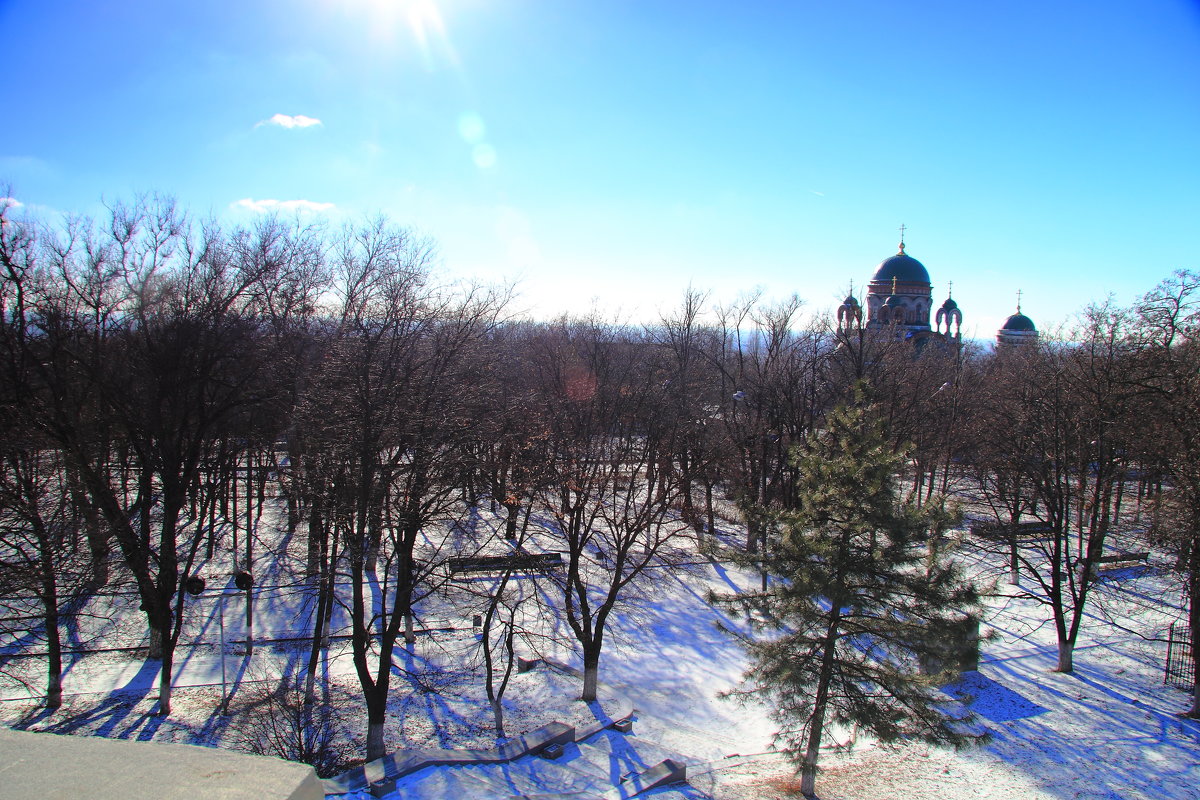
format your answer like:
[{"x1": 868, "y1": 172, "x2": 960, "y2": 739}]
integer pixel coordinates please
[
  {"x1": 1089, "y1": 551, "x2": 1150, "y2": 575},
  {"x1": 448, "y1": 551, "x2": 563, "y2": 577},
  {"x1": 969, "y1": 521, "x2": 1053, "y2": 540}
]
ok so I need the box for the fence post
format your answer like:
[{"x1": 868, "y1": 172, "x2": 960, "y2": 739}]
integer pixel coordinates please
[{"x1": 1166, "y1": 622, "x2": 1175, "y2": 686}]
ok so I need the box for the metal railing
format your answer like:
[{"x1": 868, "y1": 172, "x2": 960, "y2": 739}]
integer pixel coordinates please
[{"x1": 1165, "y1": 623, "x2": 1195, "y2": 690}]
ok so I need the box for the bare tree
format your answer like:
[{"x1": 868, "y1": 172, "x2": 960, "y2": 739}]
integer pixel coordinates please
[
  {"x1": 979, "y1": 309, "x2": 1140, "y2": 673},
  {"x1": 0, "y1": 445, "x2": 92, "y2": 708},
  {"x1": 710, "y1": 294, "x2": 824, "y2": 553},
  {"x1": 1129, "y1": 270, "x2": 1200, "y2": 716},
  {"x1": 311, "y1": 218, "x2": 507, "y2": 760},
  {"x1": 961, "y1": 346, "x2": 1044, "y2": 583},
  {"x1": 15, "y1": 198, "x2": 283, "y2": 712},
  {"x1": 530, "y1": 318, "x2": 694, "y2": 701}
]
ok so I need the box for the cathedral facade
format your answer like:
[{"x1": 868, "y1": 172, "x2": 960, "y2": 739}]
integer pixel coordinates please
[
  {"x1": 838, "y1": 237, "x2": 962, "y2": 350},
  {"x1": 838, "y1": 235, "x2": 1037, "y2": 349}
]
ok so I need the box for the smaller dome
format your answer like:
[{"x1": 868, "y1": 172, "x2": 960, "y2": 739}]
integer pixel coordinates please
[
  {"x1": 940, "y1": 296, "x2": 958, "y2": 311},
  {"x1": 843, "y1": 294, "x2": 859, "y2": 307},
  {"x1": 1001, "y1": 312, "x2": 1036, "y2": 332}
]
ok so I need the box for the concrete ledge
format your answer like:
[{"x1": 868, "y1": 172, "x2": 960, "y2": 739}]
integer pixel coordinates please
[
  {"x1": 0, "y1": 727, "x2": 323, "y2": 800},
  {"x1": 323, "y1": 659, "x2": 636, "y2": 797},
  {"x1": 323, "y1": 721, "x2": 578, "y2": 796},
  {"x1": 606, "y1": 758, "x2": 688, "y2": 799}
]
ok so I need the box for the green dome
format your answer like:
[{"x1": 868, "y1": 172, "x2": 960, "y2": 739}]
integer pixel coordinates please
[
  {"x1": 1001, "y1": 312, "x2": 1036, "y2": 332},
  {"x1": 872, "y1": 252, "x2": 931, "y2": 285}
]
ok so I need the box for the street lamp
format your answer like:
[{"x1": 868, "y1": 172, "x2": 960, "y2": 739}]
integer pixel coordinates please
[{"x1": 185, "y1": 573, "x2": 252, "y2": 714}]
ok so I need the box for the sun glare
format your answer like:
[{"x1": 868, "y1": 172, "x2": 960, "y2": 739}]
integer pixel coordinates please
[{"x1": 339, "y1": 0, "x2": 458, "y2": 69}]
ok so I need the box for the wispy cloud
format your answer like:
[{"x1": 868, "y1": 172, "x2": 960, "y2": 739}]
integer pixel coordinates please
[
  {"x1": 232, "y1": 198, "x2": 335, "y2": 214},
  {"x1": 255, "y1": 113, "x2": 323, "y2": 130},
  {"x1": 0, "y1": 155, "x2": 54, "y2": 177},
  {"x1": 0, "y1": 197, "x2": 24, "y2": 210}
]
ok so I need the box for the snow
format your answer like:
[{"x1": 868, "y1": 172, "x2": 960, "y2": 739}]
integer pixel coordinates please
[{"x1": 2, "y1": 501, "x2": 1199, "y2": 800}]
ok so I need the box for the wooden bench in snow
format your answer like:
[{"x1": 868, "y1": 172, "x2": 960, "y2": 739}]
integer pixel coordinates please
[
  {"x1": 970, "y1": 521, "x2": 1053, "y2": 540},
  {"x1": 1090, "y1": 551, "x2": 1150, "y2": 575},
  {"x1": 448, "y1": 552, "x2": 563, "y2": 577}
]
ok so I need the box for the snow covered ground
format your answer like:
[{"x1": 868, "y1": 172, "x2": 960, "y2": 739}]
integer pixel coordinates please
[{"x1": 1, "y1": 504, "x2": 1198, "y2": 800}]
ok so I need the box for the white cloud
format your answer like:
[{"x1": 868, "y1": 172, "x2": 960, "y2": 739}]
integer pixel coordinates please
[
  {"x1": 255, "y1": 113, "x2": 323, "y2": 129},
  {"x1": 231, "y1": 198, "x2": 335, "y2": 214},
  {"x1": 0, "y1": 197, "x2": 23, "y2": 210},
  {"x1": 0, "y1": 156, "x2": 54, "y2": 177}
]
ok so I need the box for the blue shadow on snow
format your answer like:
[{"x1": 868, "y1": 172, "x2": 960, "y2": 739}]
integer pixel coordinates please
[{"x1": 943, "y1": 671, "x2": 1049, "y2": 723}]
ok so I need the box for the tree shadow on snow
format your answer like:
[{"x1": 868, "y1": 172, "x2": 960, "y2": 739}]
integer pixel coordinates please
[
  {"x1": 967, "y1": 653, "x2": 1200, "y2": 800},
  {"x1": 943, "y1": 671, "x2": 1049, "y2": 722}
]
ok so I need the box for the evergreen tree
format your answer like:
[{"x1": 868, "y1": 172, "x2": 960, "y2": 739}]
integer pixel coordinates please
[{"x1": 711, "y1": 390, "x2": 984, "y2": 797}]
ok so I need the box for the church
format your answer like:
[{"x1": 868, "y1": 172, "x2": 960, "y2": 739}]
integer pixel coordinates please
[{"x1": 837, "y1": 233, "x2": 1037, "y2": 349}]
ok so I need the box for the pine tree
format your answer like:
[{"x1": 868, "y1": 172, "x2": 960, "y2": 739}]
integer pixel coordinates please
[{"x1": 712, "y1": 391, "x2": 984, "y2": 797}]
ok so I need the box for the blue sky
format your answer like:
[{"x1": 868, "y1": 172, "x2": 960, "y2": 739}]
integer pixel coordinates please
[{"x1": 3, "y1": 0, "x2": 1199, "y2": 338}]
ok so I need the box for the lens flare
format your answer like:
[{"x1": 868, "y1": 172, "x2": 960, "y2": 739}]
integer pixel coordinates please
[
  {"x1": 336, "y1": 0, "x2": 460, "y2": 70},
  {"x1": 458, "y1": 112, "x2": 486, "y2": 144}
]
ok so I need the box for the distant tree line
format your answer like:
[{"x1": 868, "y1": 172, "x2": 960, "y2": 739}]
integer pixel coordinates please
[{"x1": 1, "y1": 192, "x2": 1196, "y2": 772}]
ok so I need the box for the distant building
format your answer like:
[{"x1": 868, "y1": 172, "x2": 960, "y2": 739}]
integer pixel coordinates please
[
  {"x1": 838, "y1": 234, "x2": 1038, "y2": 352},
  {"x1": 996, "y1": 296, "x2": 1039, "y2": 347},
  {"x1": 839, "y1": 235, "x2": 961, "y2": 351}
]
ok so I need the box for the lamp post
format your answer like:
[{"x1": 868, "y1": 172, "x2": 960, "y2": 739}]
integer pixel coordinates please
[
  {"x1": 216, "y1": 591, "x2": 229, "y2": 713},
  {"x1": 185, "y1": 575, "x2": 252, "y2": 714}
]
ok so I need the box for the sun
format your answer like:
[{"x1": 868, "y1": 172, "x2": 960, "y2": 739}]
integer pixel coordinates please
[{"x1": 336, "y1": 0, "x2": 455, "y2": 65}]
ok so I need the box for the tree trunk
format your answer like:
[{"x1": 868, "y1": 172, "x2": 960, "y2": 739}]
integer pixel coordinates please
[
  {"x1": 44, "y1": 600, "x2": 63, "y2": 709},
  {"x1": 83, "y1": 507, "x2": 109, "y2": 588},
  {"x1": 801, "y1": 614, "x2": 841, "y2": 798},
  {"x1": 581, "y1": 648, "x2": 600, "y2": 702},
  {"x1": 366, "y1": 718, "x2": 386, "y2": 762},
  {"x1": 492, "y1": 698, "x2": 506, "y2": 738},
  {"x1": 365, "y1": 512, "x2": 382, "y2": 573},
  {"x1": 1008, "y1": 535, "x2": 1019, "y2": 585},
  {"x1": 204, "y1": 477, "x2": 218, "y2": 560},
  {"x1": 245, "y1": 580, "x2": 254, "y2": 658},
  {"x1": 681, "y1": 470, "x2": 698, "y2": 532},
  {"x1": 305, "y1": 580, "x2": 331, "y2": 706},
  {"x1": 1056, "y1": 639, "x2": 1074, "y2": 673},
  {"x1": 158, "y1": 645, "x2": 174, "y2": 715},
  {"x1": 361, "y1": 605, "x2": 399, "y2": 760},
  {"x1": 306, "y1": 495, "x2": 324, "y2": 578},
  {"x1": 504, "y1": 501, "x2": 519, "y2": 540},
  {"x1": 287, "y1": 490, "x2": 300, "y2": 534},
  {"x1": 704, "y1": 480, "x2": 715, "y2": 536},
  {"x1": 39, "y1": 527, "x2": 64, "y2": 709},
  {"x1": 244, "y1": 464, "x2": 255, "y2": 657},
  {"x1": 148, "y1": 621, "x2": 164, "y2": 659}
]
